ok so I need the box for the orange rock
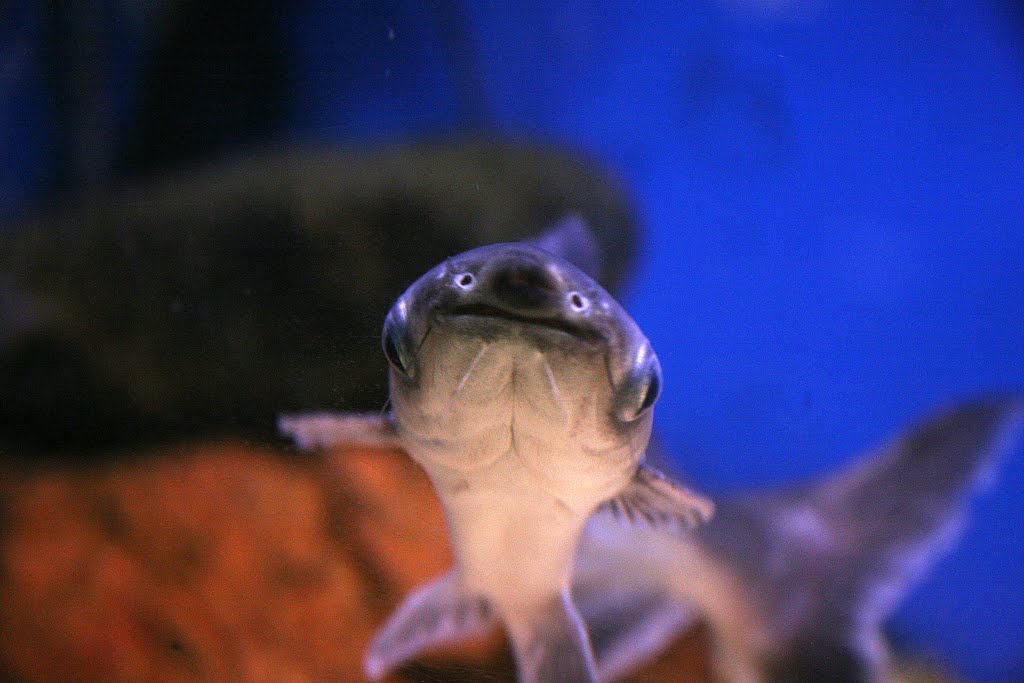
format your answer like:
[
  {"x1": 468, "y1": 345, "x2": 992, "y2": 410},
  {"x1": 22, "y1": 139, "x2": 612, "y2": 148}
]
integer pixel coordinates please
[{"x1": 0, "y1": 441, "x2": 710, "y2": 681}]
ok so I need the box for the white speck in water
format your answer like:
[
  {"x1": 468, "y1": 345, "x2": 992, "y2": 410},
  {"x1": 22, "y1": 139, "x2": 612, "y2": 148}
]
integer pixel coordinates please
[{"x1": 387, "y1": 26, "x2": 395, "y2": 42}]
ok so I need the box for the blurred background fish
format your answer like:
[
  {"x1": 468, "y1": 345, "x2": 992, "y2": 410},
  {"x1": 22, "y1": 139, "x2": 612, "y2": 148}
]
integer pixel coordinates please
[
  {"x1": 1, "y1": 1, "x2": 1022, "y2": 680},
  {"x1": 574, "y1": 396, "x2": 1024, "y2": 681}
]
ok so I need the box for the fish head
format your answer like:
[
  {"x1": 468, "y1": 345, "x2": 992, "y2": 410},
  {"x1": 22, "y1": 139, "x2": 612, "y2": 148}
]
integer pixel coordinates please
[{"x1": 382, "y1": 219, "x2": 660, "y2": 489}]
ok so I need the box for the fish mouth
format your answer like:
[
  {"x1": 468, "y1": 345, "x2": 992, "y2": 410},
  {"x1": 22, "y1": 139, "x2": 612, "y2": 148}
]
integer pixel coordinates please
[{"x1": 443, "y1": 303, "x2": 600, "y2": 342}]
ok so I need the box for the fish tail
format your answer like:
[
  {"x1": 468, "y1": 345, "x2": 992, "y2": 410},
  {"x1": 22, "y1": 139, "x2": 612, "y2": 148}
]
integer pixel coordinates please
[{"x1": 504, "y1": 589, "x2": 597, "y2": 683}]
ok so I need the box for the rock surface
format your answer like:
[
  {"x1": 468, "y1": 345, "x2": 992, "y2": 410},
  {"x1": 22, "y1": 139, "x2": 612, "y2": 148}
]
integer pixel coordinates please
[
  {"x1": 0, "y1": 141, "x2": 637, "y2": 452},
  {"x1": 0, "y1": 442, "x2": 712, "y2": 681}
]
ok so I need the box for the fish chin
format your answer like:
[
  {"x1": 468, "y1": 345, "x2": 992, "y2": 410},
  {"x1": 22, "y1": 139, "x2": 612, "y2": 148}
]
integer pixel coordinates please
[{"x1": 393, "y1": 326, "x2": 641, "y2": 498}]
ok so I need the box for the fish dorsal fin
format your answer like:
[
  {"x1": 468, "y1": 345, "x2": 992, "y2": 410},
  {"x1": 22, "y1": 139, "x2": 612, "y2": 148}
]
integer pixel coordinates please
[
  {"x1": 364, "y1": 570, "x2": 495, "y2": 680},
  {"x1": 598, "y1": 464, "x2": 715, "y2": 534},
  {"x1": 530, "y1": 214, "x2": 603, "y2": 283}
]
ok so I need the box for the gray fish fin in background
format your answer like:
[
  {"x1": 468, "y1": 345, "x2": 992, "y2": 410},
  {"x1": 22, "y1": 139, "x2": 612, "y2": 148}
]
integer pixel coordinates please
[
  {"x1": 570, "y1": 397, "x2": 1024, "y2": 681},
  {"x1": 599, "y1": 464, "x2": 715, "y2": 534},
  {"x1": 505, "y1": 590, "x2": 598, "y2": 683},
  {"x1": 795, "y1": 394, "x2": 1024, "y2": 623},
  {"x1": 706, "y1": 395, "x2": 1024, "y2": 680},
  {"x1": 364, "y1": 569, "x2": 495, "y2": 680},
  {"x1": 571, "y1": 582, "x2": 697, "y2": 683},
  {"x1": 530, "y1": 213, "x2": 603, "y2": 283},
  {"x1": 277, "y1": 411, "x2": 401, "y2": 450}
]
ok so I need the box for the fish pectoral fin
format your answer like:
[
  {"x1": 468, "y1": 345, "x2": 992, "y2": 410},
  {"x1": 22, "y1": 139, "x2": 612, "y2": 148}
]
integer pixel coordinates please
[
  {"x1": 364, "y1": 570, "x2": 495, "y2": 680},
  {"x1": 277, "y1": 411, "x2": 400, "y2": 450},
  {"x1": 572, "y1": 582, "x2": 697, "y2": 683},
  {"x1": 506, "y1": 591, "x2": 598, "y2": 683},
  {"x1": 598, "y1": 464, "x2": 714, "y2": 534}
]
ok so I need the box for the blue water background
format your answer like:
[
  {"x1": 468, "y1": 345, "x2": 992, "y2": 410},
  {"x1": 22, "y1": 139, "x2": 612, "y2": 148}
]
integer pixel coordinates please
[{"x1": 2, "y1": 1, "x2": 1022, "y2": 678}]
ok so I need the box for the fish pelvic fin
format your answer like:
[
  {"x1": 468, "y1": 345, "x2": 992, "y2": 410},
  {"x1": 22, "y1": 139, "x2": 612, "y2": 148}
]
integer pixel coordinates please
[
  {"x1": 277, "y1": 411, "x2": 400, "y2": 450},
  {"x1": 364, "y1": 569, "x2": 495, "y2": 680},
  {"x1": 598, "y1": 464, "x2": 715, "y2": 535},
  {"x1": 571, "y1": 580, "x2": 697, "y2": 683},
  {"x1": 505, "y1": 589, "x2": 598, "y2": 683}
]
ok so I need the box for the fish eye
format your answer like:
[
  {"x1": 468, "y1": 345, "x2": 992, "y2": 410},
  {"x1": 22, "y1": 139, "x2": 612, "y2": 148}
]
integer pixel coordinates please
[
  {"x1": 455, "y1": 272, "x2": 475, "y2": 289},
  {"x1": 617, "y1": 351, "x2": 662, "y2": 422},
  {"x1": 639, "y1": 367, "x2": 661, "y2": 413},
  {"x1": 382, "y1": 320, "x2": 412, "y2": 376}
]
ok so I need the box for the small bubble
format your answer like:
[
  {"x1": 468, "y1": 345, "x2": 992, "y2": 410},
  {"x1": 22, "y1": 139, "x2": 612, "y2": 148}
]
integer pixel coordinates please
[{"x1": 387, "y1": 26, "x2": 395, "y2": 41}]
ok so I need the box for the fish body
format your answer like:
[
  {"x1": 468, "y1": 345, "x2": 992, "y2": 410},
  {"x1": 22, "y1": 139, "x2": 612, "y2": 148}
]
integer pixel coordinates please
[
  {"x1": 572, "y1": 396, "x2": 1024, "y2": 682},
  {"x1": 280, "y1": 217, "x2": 713, "y2": 682}
]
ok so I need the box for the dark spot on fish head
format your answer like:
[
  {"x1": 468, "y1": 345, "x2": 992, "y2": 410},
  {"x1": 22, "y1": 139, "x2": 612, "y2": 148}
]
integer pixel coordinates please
[{"x1": 490, "y1": 257, "x2": 559, "y2": 312}]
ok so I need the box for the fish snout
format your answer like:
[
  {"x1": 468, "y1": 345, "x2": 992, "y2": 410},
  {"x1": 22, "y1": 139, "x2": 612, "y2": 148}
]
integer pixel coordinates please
[
  {"x1": 486, "y1": 257, "x2": 561, "y2": 314},
  {"x1": 434, "y1": 248, "x2": 600, "y2": 340}
]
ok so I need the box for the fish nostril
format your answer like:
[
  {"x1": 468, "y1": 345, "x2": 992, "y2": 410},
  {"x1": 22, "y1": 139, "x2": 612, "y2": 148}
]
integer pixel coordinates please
[{"x1": 492, "y1": 262, "x2": 557, "y2": 310}]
